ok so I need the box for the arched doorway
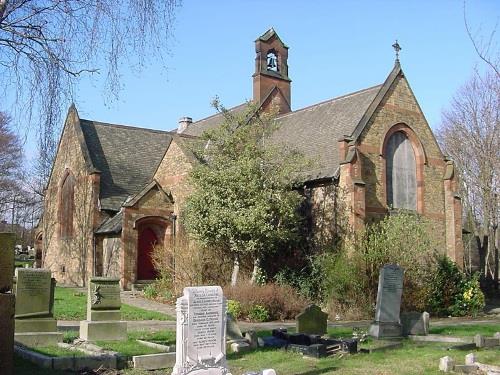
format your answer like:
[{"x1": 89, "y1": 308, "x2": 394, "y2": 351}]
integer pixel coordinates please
[{"x1": 137, "y1": 226, "x2": 158, "y2": 280}]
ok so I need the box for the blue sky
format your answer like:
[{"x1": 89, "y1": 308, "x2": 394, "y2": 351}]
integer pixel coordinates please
[{"x1": 22, "y1": 1, "x2": 500, "y2": 157}]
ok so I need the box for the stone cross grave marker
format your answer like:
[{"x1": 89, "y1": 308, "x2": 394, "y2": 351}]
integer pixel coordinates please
[
  {"x1": 0, "y1": 232, "x2": 15, "y2": 375},
  {"x1": 296, "y1": 304, "x2": 328, "y2": 336},
  {"x1": 14, "y1": 268, "x2": 62, "y2": 346},
  {"x1": 369, "y1": 264, "x2": 404, "y2": 338},
  {"x1": 80, "y1": 277, "x2": 127, "y2": 341},
  {"x1": 172, "y1": 285, "x2": 232, "y2": 375}
]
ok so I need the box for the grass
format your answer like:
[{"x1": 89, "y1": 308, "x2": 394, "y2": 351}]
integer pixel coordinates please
[
  {"x1": 53, "y1": 287, "x2": 174, "y2": 321},
  {"x1": 429, "y1": 323, "x2": 500, "y2": 337},
  {"x1": 227, "y1": 341, "x2": 500, "y2": 375},
  {"x1": 95, "y1": 330, "x2": 176, "y2": 357},
  {"x1": 31, "y1": 345, "x2": 87, "y2": 357}
]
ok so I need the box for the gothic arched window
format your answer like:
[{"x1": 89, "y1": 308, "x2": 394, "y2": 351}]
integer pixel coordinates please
[
  {"x1": 59, "y1": 172, "x2": 75, "y2": 239},
  {"x1": 386, "y1": 131, "x2": 417, "y2": 210}
]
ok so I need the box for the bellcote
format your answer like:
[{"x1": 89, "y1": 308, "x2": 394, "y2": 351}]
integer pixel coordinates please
[{"x1": 253, "y1": 28, "x2": 291, "y2": 114}]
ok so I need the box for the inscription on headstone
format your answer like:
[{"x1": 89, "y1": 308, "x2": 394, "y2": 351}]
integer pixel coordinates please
[
  {"x1": 14, "y1": 268, "x2": 52, "y2": 318},
  {"x1": 14, "y1": 268, "x2": 62, "y2": 347},
  {"x1": 172, "y1": 286, "x2": 232, "y2": 375},
  {"x1": 369, "y1": 264, "x2": 404, "y2": 338},
  {"x1": 88, "y1": 277, "x2": 121, "y2": 311}
]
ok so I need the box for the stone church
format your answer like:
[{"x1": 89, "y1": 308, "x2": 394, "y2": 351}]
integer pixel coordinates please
[{"x1": 37, "y1": 29, "x2": 463, "y2": 289}]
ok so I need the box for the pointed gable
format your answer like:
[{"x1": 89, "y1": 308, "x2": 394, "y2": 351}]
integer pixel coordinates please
[{"x1": 79, "y1": 120, "x2": 173, "y2": 211}]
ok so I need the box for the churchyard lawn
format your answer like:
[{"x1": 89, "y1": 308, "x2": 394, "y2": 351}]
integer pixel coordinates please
[
  {"x1": 13, "y1": 324, "x2": 500, "y2": 374},
  {"x1": 53, "y1": 286, "x2": 174, "y2": 320}
]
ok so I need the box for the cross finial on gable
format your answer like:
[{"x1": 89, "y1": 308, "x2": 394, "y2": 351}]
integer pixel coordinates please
[{"x1": 392, "y1": 40, "x2": 402, "y2": 62}]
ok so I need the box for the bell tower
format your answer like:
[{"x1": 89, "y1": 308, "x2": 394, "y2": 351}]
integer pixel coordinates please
[{"x1": 253, "y1": 28, "x2": 291, "y2": 114}]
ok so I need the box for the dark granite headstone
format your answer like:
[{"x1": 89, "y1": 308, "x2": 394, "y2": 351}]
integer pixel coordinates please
[{"x1": 369, "y1": 264, "x2": 404, "y2": 338}]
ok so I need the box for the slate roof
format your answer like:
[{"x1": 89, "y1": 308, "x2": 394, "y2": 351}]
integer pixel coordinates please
[
  {"x1": 183, "y1": 103, "x2": 247, "y2": 137},
  {"x1": 273, "y1": 85, "x2": 382, "y2": 181},
  {"x1": 95, "y1": 211, "x2": 123, "y2": 234},
  {"x1": 184, "y1": 84, "x2": 382, "y2": 181},
  {"x1": 79, "y1": 120, "x2": 173, "y2": 211}
]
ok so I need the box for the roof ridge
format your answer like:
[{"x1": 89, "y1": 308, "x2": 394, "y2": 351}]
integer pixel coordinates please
[
  {"x1": 192, "y1": 103, "x2": 247, "y2": 124},
  {"x1": 80, "y1": 118, "x2": 171, "y2": 134},
  {"x1": 276, "y1": 84, "x2": 383, "y2": 120}
]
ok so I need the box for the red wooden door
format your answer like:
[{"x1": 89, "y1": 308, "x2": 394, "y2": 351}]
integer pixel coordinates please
[{"x1": 137, "y1": 227, "x2": 158, "y2": 280}]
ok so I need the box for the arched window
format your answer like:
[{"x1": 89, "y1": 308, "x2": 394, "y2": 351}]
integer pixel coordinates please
[
  {"x1": 59, "y1": 172, "x2": 75, "y2": 239},
  {"x1": 386, "y1": 131, "x2": 417, "y2": 210},
  {"x1": 266, "y1": 50, "x2": 279, "y2": 72}
]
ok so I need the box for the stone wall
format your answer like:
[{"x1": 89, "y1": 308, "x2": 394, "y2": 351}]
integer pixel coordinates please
[
  {"x1": 42, "y1": 107, "x2": 99, "y2": 286},
  {"x1": 120, "y1": 186, "x2": 174, "y2": 288},
  {"x1": 353, "y1": 73, "x2": 462, "y2": 263}
]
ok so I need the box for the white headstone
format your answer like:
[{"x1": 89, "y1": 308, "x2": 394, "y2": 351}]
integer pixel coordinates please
[
  {"x1": 171, "y1": 286, "x2": 232, "y2": 375},
  {"x1": 439, "y1": 356, "x2": 455, "y2": 372}
]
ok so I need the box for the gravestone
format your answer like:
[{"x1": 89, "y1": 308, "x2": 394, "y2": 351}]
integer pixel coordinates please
[
  {"x1": 0, "y1": 232, "x2": 15, "y2": 375},
  {"x1": 14, "y1": 268, "x2": 62, "y2": 347},
  {"x1": 226, "y1": 313, "x2": 250, "y2": 353},
  {"x1": 171, "y1": 285, "x2": 232, "y2": 375},
  {"x1": 369, "y1": 264, "x2": 404, "y2": 338},
  {"x1": 80, "y1": 277, "x2": 127, "y2": 341},
  {"x1": 401, "y1": 311, "x2": 429, "y2": 336},
  {"x1": 296, "y1": 304, "x2": 328, "y2": 336}
]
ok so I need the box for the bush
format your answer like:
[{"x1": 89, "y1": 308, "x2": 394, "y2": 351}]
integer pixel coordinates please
[
  {"x1": 224, "y1": 282, "x2": 309, "y2": 321},
  {"x1": 143, "y1": 284, "x2": 158, "y2": 299},
  {"x1": 319, "y1": 211, "x2": 438, "y2": 319},
  {"x1": 426, "y1": 255, "x2": 485, "y2": 317},
  {"x1": 248, "y1": 304, "x2": 270, "y2": 322},
  {"x1": 227, "y1": 299, "x2": 242, "y2": 319}
]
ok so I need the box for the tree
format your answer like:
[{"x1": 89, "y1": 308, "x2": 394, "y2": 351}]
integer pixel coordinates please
[
  {"x1": 0, "y1": 0, "x2": 180, "y2": 189},
  {"x1": 437, "y1": 70, "x2": 499, "y2": 286},
  {"x1": 0, "y1": 111, "x2": 23, "y2": 217},
  {"x1": 182, "y1": 100, "x2": 308, "y2": 286}
]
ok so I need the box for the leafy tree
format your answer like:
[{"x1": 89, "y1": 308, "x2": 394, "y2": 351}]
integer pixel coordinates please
[
  {"x1": 0, "y1": 0, "x2": 180, "y2": 189},
  {"x1": 182, "y1": 100, "x2": 308, "y2": 285}
]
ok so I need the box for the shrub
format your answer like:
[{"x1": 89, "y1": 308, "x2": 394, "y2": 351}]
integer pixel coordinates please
[
  {"x1": 227, "y1": 299, "x2": 242, "y2": 319},
  {"x1": 426, "y1": 255, "x2": 485, "y2": 317},
  {"x1": 248, "y1": 304, "x2": 270, "y2": 322},
  {"x1": 224, "y1": 282, "x2": 309, "y2": 321},
  {"x1": 143, "y1": 284, "x2": 158, "y2": 299},
  {"x1": 319, "y1": 211, "x2": 438, "y2": 318}
]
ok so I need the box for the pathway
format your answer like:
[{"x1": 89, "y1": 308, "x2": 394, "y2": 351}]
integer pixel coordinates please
[{"x1": 57, "y1": 291, "x2": 500, "y2": 332}]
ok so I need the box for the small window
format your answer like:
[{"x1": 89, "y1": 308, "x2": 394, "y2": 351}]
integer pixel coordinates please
[
  {"x1": 386, "y1": 131, "x2": 417, "y2": 210},
  {"x1": 60, "y1": 172, "x2": 75, "y2": 239}
]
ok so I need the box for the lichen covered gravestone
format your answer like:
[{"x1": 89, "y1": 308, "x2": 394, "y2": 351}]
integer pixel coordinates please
[
  {"x1": 14, "y1": 268, "x2": 62, "y2": 346},
  {"x1": 296, "y1": 304, "x2": 328, "y2": 336},
  {"x1": 172, "y1": 285, "x2": 232, "y2": 375},
  {"x1": 80, "y1": 277, "x2": 127, "y2": 341},
  {"x1": 369, "y1": 264, "x2": 404, "y2": 338},
  {"x1": 0, "y1": 232, "x2": 15, "y2": 375}
]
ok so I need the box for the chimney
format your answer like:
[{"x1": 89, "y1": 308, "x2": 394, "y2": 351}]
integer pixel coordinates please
[{"x1": 177, "y1": 117, "x2": 192, "y2": 134}]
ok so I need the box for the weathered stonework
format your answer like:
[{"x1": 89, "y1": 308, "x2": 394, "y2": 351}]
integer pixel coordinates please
[{"x1": 42, "y1": 106, "x2": 100, "y2": 286}]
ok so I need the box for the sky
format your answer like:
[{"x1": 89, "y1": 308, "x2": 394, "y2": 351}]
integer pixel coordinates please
[{"x1": 19, "y1": 1, "x2": 500, "y2": 158}]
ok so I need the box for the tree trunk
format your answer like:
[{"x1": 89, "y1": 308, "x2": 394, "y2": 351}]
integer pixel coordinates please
[
  {"x1": 230, "y1": 254, "x2": 240, "y2": 286},
  {"x1": 250, "y1": 258, "x2": 260, "y2": 284},
  {"x1": 476, "y1": 233, "x2": 488, "y2": 280}
]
